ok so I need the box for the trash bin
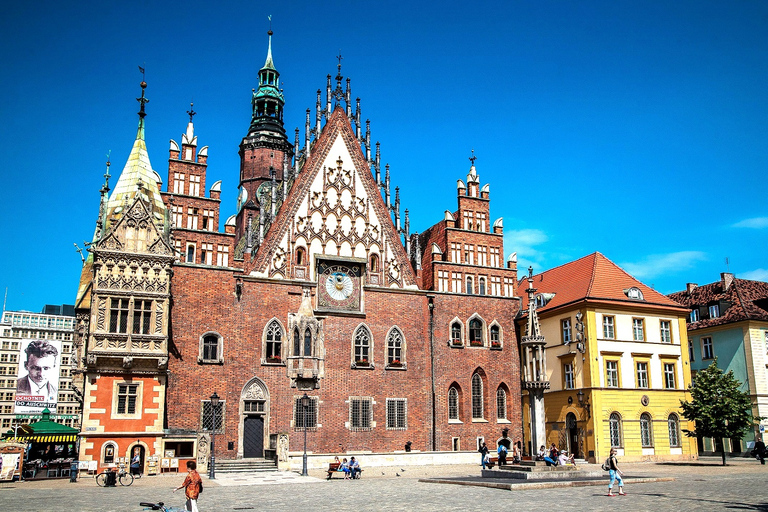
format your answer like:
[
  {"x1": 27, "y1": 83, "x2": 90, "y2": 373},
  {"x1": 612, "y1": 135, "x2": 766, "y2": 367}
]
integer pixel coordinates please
[
  {"x1": 70, "y1": 462, "x2": 78, "y2": 482},
  {"x1": 105, "y1": 470, "x2": 117, "y2": 487}
]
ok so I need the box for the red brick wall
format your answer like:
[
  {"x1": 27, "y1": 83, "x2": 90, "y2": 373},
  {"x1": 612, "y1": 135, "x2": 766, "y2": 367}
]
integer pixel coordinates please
[{"x1": 166, "y1": 266, "x2": 521, "y2": 457}]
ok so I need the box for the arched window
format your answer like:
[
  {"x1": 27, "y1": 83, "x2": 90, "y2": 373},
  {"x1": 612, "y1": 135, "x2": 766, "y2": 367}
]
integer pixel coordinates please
[
  {"x1": 609, "y1": 412, "x2": 622, "y2": 447},
  {"x1": 469, "y1": 319, "x2": 483, "y2": 346},
  {"x1": 448, "y1": 386, "x2": 460, "y2": 420},
  {"x1": 387, "y1": 327, "x2": 404, "y2": 365},
  {"x1": 471, "y1": 373, "x2": 484, "y2": 419},
  {"x1": 490, "y1": 325, "x2": 501, "y2": 348},
  {"x1": 466, "y1": 277, "x2": 474, "y2": 295},
  {"x1": 668, "y1": 414, "x2": 681, "y2": 447},
  {"x1": 303, "y1": 328, "x2": 312, "y2": 357},
  {"x1": 370, "y1": 254, "x2": 379, "y2": 272},
  {"x1": 478, "y1": 277, "x2": 486, "y2": 296},
  {"x1": 265, "y1": 321, "x2": 282, "y2": 361},
  {"x1": 354, "y1": 325, "x2": 371, "y2": 364},
  {"x1": 451, "y1": 322, "x2": 462, "y2": 345},
  {"x1": 293, "y1": 328, "x2": 300, "y2": 356},
  {"x1": 199, "y1": 332, "x2": 223, "y2": 363},
  {"x1": 496, "y1": 387, "x2": 507, "y2": 420},
  {"x1": 640, "y1": 413, "x2": 653, "y2": 447},
  {"x1": 103, "y1": 442, "x2": 116, "y2": 465},
  {"x1": 295, "y1": 247, "x2": 306, "y2": 266}
]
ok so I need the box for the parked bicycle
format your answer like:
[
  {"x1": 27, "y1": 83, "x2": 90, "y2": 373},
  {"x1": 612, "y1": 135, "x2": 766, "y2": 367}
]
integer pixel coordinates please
[
  {"x1": 139, "y1": 502, "x2": 185, "y2": 511},
  {"x1": 96, "y1": 464, "x2": 134, "y2": 486}
]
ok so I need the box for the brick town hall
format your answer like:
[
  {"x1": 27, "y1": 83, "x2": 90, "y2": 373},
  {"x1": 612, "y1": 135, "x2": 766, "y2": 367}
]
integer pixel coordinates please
[{"x1": 73, "y1": 31, "x2": 531, "y2": 473}]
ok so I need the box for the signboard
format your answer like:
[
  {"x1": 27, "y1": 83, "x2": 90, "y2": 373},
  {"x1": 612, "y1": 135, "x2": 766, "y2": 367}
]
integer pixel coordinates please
[
  {"x1": 0, "y1": 454, "x2": 20, "y2": 481},
  {"x1": 14, "y1": 339, "x2": 62, "y2": 414},
  {"x1": 15, "y1": 414, "x2": 78, "y2": 420}
]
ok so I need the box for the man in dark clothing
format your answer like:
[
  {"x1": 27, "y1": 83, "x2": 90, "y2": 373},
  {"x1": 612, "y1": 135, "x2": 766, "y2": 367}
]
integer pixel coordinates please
[{"x1": 753, "y1": 437, "x2": 766, "y2": 465}]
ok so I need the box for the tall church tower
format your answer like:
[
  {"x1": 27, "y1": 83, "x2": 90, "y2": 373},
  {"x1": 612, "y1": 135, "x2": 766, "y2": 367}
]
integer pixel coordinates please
[{"x1": 235, "y1": 30, "x2": 294, "y2": 252}]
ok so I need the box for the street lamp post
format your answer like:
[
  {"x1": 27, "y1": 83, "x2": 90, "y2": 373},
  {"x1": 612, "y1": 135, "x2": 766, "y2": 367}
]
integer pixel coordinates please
[
  {"x1": 209, "y1": 392, "x2": 220, "y2": 480},
  {"x1": 301, "y1": 393, "x2": 310, "y2": 476}
]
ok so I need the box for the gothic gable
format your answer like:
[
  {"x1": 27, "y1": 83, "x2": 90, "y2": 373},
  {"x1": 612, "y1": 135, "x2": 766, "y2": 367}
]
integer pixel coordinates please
[
  {"x1": 249, "y1": 107, "x2": 416, "y2": 288},
  {"x1": 97, "y1": 196, "x2": 173, "y2": 257}
]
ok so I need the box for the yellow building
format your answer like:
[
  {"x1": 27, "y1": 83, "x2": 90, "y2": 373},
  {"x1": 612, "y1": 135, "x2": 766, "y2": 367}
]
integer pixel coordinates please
[{"x1": 517, "y1": 253, "x2": 697, "y2": 463}]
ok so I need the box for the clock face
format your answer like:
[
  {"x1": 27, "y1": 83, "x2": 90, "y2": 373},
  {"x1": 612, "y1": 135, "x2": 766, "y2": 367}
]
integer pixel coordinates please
[
  {"x1": 326, "y1": 271, "x2": 354, "y2": 300},
  {"x1": 317, "y1": 260, "x2": 363, "y2": 312}
]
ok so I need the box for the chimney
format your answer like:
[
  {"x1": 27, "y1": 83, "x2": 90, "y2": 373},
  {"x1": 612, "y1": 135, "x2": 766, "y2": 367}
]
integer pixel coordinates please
[
  {"x1": 721, "y1": 273, "x2": 734, "y2": 291},
  {"x1": 686, "y1": 283, "x2": 697, "y2": 294}
]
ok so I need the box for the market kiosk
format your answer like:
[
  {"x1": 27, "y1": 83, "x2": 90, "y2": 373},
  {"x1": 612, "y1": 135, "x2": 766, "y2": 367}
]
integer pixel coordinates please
[{"x1": 1, "y1": 409, "x2": 78, "y2": 479}]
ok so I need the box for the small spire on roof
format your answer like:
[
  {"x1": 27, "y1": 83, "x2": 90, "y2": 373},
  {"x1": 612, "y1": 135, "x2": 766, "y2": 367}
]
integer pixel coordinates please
[
  {"x1": 469, "y1": 149, "x2": 477, "y2": 166},
  {"x1": 187, "y1": 101, "x2": 196, "y2": 122}
]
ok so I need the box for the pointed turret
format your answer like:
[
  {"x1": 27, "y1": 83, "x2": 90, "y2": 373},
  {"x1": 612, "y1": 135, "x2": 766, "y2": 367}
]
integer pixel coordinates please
[{"x1": 104, "y1": 80, "x2": 167, "y2": 230}]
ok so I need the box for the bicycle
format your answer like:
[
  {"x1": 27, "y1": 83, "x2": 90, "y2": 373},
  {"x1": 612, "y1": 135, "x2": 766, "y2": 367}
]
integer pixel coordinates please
[
  {"x1": 96, "y1": 464, "x2": 134, "y2": 486},
  {"x1": 139, "y1": 502, "x2": 185, "y2": 511}
]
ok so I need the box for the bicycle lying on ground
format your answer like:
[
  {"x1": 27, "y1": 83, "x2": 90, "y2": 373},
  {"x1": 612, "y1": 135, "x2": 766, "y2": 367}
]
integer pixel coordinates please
[
  {"x1": 95, "y1": 464, "x2": 133, "y2": 486},
  {"x1": 139, "y1": 502, "x2": 185, "y2": 511}
]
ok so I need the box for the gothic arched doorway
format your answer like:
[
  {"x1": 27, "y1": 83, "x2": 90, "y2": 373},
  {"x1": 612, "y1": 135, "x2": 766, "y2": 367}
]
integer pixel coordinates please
[
  {"x1": 239, "y1": 378, "x2": 270, "y2": 459},
  {"x1": 566, "y1": 412, "x2": 580, "y2": 458}
]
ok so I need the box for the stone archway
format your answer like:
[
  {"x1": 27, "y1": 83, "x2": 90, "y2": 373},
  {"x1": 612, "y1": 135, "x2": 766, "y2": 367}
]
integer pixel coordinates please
[{"x1": 238, "y1": 377, "x2": 270, "y2": 459}]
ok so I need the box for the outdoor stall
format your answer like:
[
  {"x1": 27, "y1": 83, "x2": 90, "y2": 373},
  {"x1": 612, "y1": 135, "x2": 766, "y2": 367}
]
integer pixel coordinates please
[{"x1": 1, "y1": 409, "x2": 78, "y2": 479}]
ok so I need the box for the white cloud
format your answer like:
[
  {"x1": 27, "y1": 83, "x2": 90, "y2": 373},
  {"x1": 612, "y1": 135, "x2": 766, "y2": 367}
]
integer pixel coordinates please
[
  {"x1": 504, "y1": 229, "x2": 549, "y2": 272},
  {"x1": 740, "y1": 268, "x2": 768, "y2": 281},
  {"x1": 732, "y1": 217, "x2": 768, "y2": 229},
  {"x1": 620, "y1": 251, "x2": 707, "y2": 280}
]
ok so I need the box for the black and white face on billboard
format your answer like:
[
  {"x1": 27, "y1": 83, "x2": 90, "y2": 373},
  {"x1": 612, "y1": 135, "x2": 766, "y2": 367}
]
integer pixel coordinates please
[{"x1": 15, "y1": 339, "x2": 62, "y2": 414}]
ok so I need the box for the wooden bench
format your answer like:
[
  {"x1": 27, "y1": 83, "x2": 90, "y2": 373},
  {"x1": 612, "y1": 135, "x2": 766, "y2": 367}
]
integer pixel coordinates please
[
  {"x1": 486, "y1": 457, "x2": 499, "y2": 469},
  {"x1": 327, "y1": 462, "x2": 342, "y2": 479}
]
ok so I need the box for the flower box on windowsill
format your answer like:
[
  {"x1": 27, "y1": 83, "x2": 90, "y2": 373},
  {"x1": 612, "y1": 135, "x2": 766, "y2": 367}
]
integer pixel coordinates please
[
  {"x1": 352, "y1": 360, "x2": 374, "y2": 369},
  {"x1": 387, "y1": 361, "x2": 405, "y2": 369},
  {"x1": 450, "y1": 340, "x2": 464, "y2": 348},
  {"x1": 490, "y1": 343, "x2": 502, "y2": 350},
  {"x1": 470, "y1": 341, "x2": 483, "y2": 347},
  {"x1": 355, "y1": 360, "x2": 369, "y2": 366},
  {"x1": 265, "y1": 357, "x2": 282, "y2": 364}
]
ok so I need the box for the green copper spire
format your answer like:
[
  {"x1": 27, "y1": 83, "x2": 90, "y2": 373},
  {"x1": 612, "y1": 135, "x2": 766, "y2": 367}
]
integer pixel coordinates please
[
  {"x1": 248, "y1": 29, "x2": 286, "y2": 136},
  {"x1": 263, "y1": 30, "x2": 276, "y2": 71}
]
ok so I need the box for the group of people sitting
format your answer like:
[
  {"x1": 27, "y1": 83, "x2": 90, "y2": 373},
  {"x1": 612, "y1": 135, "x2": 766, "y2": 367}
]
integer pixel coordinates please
[
  {"x1": 333, "y1": 456, "x2": 361, "y2": 479},
  {"x1": 537, "y1": 443, "x2": 576, "y2": 466}
]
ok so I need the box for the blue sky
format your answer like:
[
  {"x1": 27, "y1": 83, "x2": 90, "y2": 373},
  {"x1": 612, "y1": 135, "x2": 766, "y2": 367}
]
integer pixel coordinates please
[{"x1": 1, "y1": 1, "x2": 767, "y2": 312}]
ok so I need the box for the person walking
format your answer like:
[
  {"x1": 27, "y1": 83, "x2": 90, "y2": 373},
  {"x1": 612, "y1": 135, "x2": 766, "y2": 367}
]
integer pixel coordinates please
[
  {"x1": 753, "y1": 436, "x2": 766, "y2": 465},
  {"x1": 606, "y1": 448, "x2": 625, "y2": 496},
  {"x1": 479, "y1": 442, "x2": 489, "y2": 469},
  {"x1": 174, "y1": 460, "x2": 203, "y2": 512}
]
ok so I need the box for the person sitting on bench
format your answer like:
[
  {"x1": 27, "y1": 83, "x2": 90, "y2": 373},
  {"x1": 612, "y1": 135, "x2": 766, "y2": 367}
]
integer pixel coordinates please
[{"x1": 348, "y1": 457, "x2": 361, "y2": 479}]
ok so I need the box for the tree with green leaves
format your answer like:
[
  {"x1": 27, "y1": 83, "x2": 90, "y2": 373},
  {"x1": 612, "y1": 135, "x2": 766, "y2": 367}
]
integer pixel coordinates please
[{"x1": 680, "y1": 358, "x2": 760, "y2": 465}]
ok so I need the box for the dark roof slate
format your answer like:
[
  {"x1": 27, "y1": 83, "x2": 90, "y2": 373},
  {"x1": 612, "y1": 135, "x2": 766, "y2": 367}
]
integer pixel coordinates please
[{"x1": 668, "y1": 277, "x2": 768, "y2": 330}]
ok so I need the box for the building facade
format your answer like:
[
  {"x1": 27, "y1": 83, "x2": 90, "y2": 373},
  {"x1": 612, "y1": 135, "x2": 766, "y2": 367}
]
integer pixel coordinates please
[
  {"x1": 516, "y1": 253, "x2": 697, "y2": 462},
  {"x1": 0, "y1": 306, "x2": 80, "y2": 432},
  {"x1": 75, "y1": 32, "x2": 524, "y2": 471},
  {"x1": 669, "y1": 273, "x2": 768, "y2": 454}
]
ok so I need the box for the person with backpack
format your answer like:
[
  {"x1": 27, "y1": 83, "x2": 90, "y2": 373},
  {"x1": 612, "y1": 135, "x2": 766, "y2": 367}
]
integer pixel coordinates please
[
  {"x1": 174, "y1": 460, "x2": 203, "y2": 511},
  {"x1": 605, "y1": 448, "x2": 625, "y2": 496},
  {"x1": 497, "y1": 443, "x2": 508, "y2": 466}
]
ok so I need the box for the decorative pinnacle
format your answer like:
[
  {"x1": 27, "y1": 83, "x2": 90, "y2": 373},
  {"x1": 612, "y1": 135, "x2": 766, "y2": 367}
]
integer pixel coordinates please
[
  {"x1": 187, "y1": 102, "x2": 196, "y2": 122},
  {"x1": 469, "y1": 149, "x2": 477, "y2": 166},
  {"x1": 336, "y1": 51, "x2": 343, "y2": 75},
  {"x1": 136, "y1": 72, "x2": 149, "y2": 119}
]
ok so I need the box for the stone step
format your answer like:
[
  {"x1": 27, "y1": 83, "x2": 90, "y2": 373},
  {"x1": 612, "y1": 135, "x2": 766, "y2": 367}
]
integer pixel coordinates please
[{"x1": 213, "y1": 458, "x2": 277, "y2": 474}]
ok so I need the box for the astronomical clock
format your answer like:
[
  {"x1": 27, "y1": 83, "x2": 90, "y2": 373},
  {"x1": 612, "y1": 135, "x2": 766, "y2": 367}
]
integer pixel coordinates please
[{"x1": 316, "y1": 258, "x2": 364, "y2": 313}]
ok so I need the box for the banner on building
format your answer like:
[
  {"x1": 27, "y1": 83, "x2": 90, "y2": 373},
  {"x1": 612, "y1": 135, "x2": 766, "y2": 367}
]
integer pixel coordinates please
[{"x1": 14, "y1": 339, "x2": 62, "y2": 414}]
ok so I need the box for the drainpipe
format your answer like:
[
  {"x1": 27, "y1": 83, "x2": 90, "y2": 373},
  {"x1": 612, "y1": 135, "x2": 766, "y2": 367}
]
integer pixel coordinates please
[{"x1": 427, "y1": 295, "x2": 436, "y2": 451}]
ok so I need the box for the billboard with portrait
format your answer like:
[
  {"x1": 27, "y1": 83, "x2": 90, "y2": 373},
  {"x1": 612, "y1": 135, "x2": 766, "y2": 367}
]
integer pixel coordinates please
[{"x1": 14, "y1": 339, "x2": 62, "y2": 414}]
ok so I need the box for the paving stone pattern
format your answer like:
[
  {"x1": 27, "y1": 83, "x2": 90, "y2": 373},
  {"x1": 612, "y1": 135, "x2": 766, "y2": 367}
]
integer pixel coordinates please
[{"x1": 0, "y1": 457, "x2": 766, "y2": 512}]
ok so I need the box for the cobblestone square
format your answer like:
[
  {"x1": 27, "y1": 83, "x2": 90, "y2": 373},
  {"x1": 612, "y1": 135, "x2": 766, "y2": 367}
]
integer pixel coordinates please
[{"x1": 1, "y1": 457, "x2": 766, "y2": 512}]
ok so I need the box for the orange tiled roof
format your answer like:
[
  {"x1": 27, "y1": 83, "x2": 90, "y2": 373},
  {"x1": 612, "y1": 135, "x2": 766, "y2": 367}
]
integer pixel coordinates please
[{"x1": 517, "y1": 252, "x2": 685, "y2": 313}]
